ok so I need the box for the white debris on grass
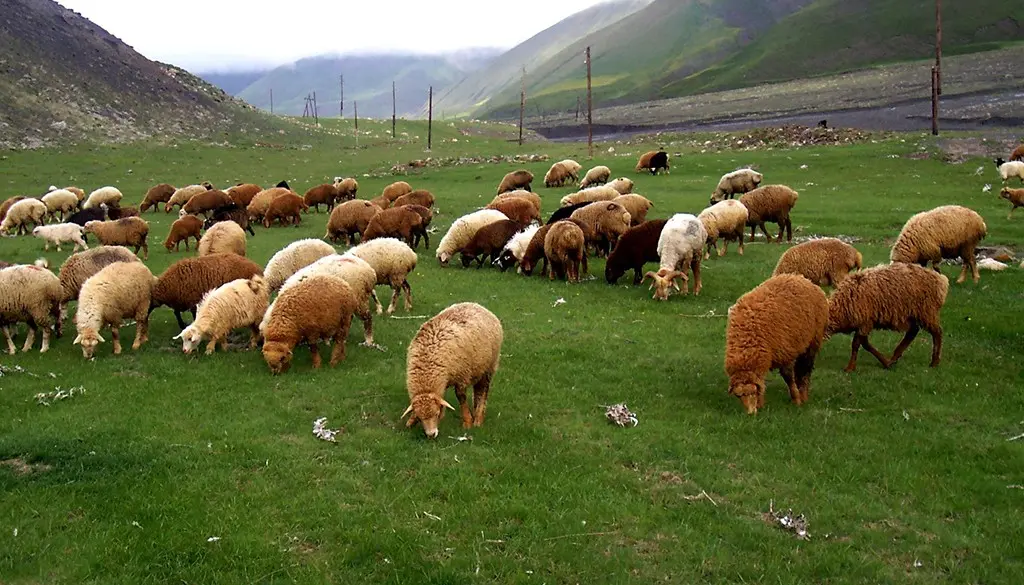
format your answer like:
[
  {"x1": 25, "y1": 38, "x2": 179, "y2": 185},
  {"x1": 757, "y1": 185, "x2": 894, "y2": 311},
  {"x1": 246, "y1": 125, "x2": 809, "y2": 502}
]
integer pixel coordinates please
[
  {"x1": 765, "y1": 500, "x2": 810, "y2": 540},
  {"x1": 604, "y1": 403, "x2": 638, "y2": 427},
  {"x1": 35, "y1": 386, "x2": 86, "y2": 406},
  {"x1": 978, "y1": 258, "x2": 1008, "y2": 271},
  {"x1": 552, "y1": 297, "x2": 566, "y2": 308},
  {"x1": 312, "y1": 417, "x2": 341, "y2": 442},
  {"x1": 982, "y1": 184, "x2": 992, "y2": 193}
]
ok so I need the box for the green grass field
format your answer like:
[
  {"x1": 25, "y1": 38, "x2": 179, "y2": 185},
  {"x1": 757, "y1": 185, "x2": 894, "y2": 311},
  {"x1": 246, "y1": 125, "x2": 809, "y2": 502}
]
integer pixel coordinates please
[{"x1": 2, "y1": 119, "x2": 1023, "y2": 584}]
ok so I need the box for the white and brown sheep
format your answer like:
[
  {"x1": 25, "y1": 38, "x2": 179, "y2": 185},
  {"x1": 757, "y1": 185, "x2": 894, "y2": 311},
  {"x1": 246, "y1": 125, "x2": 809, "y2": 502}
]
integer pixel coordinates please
[
  {"x1": 697, "y1": 200, "x2": 748, "y2": 259},
  {"x1": 710, "y1": 168, "x2": 763, "y2": 203},
  {"x1": 889, "y1": 204, "x2": 987, "y2": 284},
  {"x1": 151, "y1": 254, "x2": 264, "y2": 329},
  {"x1": 165, "y1": 183, "x2": 212, "y2": 213},
  {"x1": 579, "y1": 165, "x2": 611, "y2": 188},
  {"x1": 436, "y1": 209, "x2": 509, "y2": 266},
  {"x1": 644, "y1": 213, "x2": 706, "y2": 300},
  {"x1": 264, "y1": 239, "x2": 336, "y2": 292},
  {"x1": 613, "y1": 194, "x2": 653, "y2": 226}
]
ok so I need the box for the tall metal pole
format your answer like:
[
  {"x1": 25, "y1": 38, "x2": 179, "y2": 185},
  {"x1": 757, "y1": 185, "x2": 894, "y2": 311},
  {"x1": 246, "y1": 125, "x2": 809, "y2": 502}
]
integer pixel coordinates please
[
  {"x1": 585, "y1": 46, "x2": 593, "y2": 158},
  {"x1": 354, "y1": 100, "x2": 359, "y2": 147},
  {"x1": 340, "y1": 75, "x2": 344, "y2": 117},
  {"x1": 392, "y1": 81, "x2": 397, "y2": 138},
  {"x1": 428, "y1": 86, "x2": 433, "y2": 150},
  {"x1": 518, "y1": 66, "x2": 526, "y2": 147},
  {"x1": 270, "y1": 89, "x2": 273, "y2": 114},
  {"x1": 312, "y1": 91, "x2": 319, "y2": 126},
  {"x1": 931, "y1": 66, "x2": 939, "y2": 136},
  {"x1": 935, "y1": 0, "x2": 942, "y2": 96}
]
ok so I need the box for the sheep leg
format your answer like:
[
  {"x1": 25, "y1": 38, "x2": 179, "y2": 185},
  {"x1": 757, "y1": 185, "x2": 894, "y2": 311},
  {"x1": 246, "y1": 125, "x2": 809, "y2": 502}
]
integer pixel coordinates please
[
  {"x1": 472, "y1": 374, "x2": 491, "y2": 426},
  {"x1": 859, "y1": 334, "x2": 891, "y2": 369},
  {"x1": 690, "y1": 255, "x2": 702, "y2": 296},
  {"x1": 248, "y1": 325, "x2": 261, "y2": 349},
  {"x1": 370, "y1": 290, "x2": 384, "y2": 316},
  {"x1": 402, "y1": 280, "x2": 413, "y2": 312},
  {"x1": 329, "y1": 315, "x2": 352, "y2": 366},
  {"x1": 21, "y1": 325, "x2": 36, "y2": 353},
  {"x1": 844, "y1": 334, "x2": 864, "y2": 372},
  {"x1": 794, "y1": 344, "x2": 819, "y2": 404},
  {"x1": 308, "y1": 341, "x2": 322, "y2": 369},
  {"x1": 386, "y1": 286, "x2": 401, "y2": 315},
  {"x1": 173, "y1": 310, "x2": 188, "y2": 330},
  {"x1": 132, "y1": 317, "x2": 148, "y2": 350},
  {"x1": 357, "y1": 308, "x2": 374, "y2": 346},
  {"x1": 3, "y1": 326, "x2": 16, "y2": 355},
  {"x1": 779, "y1": 363, "x2": 800, "y2": 405},
  {"x1": 924, "y1": 322, "x2": 943, "y2": 368},
  {"x1": 39, "y1": 327, "x2": 50, "y2": 353},
  {"x1": 454, "y1": 386, "x2": 472, "y2": 428},
  {"x1": 581, "y1": 253, "x2": 589, "y2": 277},
  {"x1": 888, "y1": 322, "x2": 921, "y2": 367},
  {"x1": 966, "y1": 246, "x2": 980, "y2": 284},
  {"x1": 111, "y1": 327, "x2": 122, "y2": 355},
  {"x1": 140, "y1": 241, "x2": 148, "y2": 260}
]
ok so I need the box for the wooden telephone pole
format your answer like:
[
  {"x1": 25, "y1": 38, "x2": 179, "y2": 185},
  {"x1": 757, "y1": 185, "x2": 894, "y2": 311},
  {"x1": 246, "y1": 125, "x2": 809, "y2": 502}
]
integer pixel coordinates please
[
  {"x1": 518, "y1": 67, "x2": 526, "y2": 146},
  {"x1": 428, "y1": 86, "x2": 433, "y2": 150},
  {"x1": 931, "y1": 0, "x2": 942, "y2": 135},
  {"x1": 270, "y1": 89, "x2": 273, "y2": 114},
  {"x1": 392, "y1": 81, "x2": 397, "y2": 138},
  {"x1": 339, "y1": 75, "x2": 344, "y2": 117},
  {"x1": 585, "y1": 46, "x2": 593, "y2": 158}
]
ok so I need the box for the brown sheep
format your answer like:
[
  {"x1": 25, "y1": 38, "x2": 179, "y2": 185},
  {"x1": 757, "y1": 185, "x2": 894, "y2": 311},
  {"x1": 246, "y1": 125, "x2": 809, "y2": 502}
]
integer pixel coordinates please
[
  {"x1": 334, "y1": 177, "x2": 359, "y2": 202},
  {"x1": 889, "y1": 204, "x2": 987, "y2": 284},
  {"x1": 826, "y1": 263, "x2": 948, "y2": 372},
  {"x1": 325, "y1": 200, "x2": 382, "y2": 246},
  {"x1": 544, "y1": 161, "x2": 575, "y2": 188},
  {"x1": 773, "y1": 238, "x2": 863, "y2": 286},
  {"x1": 490, "y1": 190, "x2": 541, "y2": 215},
  {"x1": 363, "y1": 206, "x2": 425, "y2": 248},
  {"x1": 261, "y1": 274, "x2": 358, "y2": 374},
  {"x1": 635, "y1": 151, "x2": 657, "y2": 173},
  {"x1": 392, "y1": 189, "x2": 435, "y2": 209},
  {"x1": 0, "y1": 196, "x2": 27, "y2": 224},
  {"x1": 544, "y1": 220, "x2": 587, "y2": 283},
  {"x1": 247, "y1": 187, "x2": 291, "y2": 222},
  {"x1": 613, "y1": 194, "x2": 652, "y2": 226},
  {"x1": 182, "y1": 189, "x2": 232, "y2": 217},
  {"x1": 999, "y1": 187, "x2": 1024, "y2": 219},
  {"x1": 486, "y1": 197, "x2": 540, "y2": 227},
  {"x1": 264, "y1": 192, "x2": 308, "y2": 228},
  {"x1": 303, "y1": 184, "x2": 339, "y2": 213},
  {"x1": 163, "y1": 215, "x2": 203, "y2": 252},
  {"x1": 460, "y1": 219, "x2": 521, "y2": 268},
  {"x1": 105, "y1": 204, "x2": 140, "y2": 220},
  {"x1": 1010, "y1": 144, "x2": 1024, "y2": 162},
  {"x1": 140, "y1": 183, "x2": 175, "y2": 212},
  {"x1": 739, "y1": 184, "x2": 799, "y2": 242},
  {"x1": 496, "y1": 170, "x2": 533, "y2": 194},
  {"x1": 151, "y1": 254, "x2": 264, "y2": 329},
  {"x1": 519, "y1": 223, "x2": 553, "y2": 276},
  {"x1": 58, "y1": 246, "x2": 142, "y2": 303},
  {"x1": 370, "y1": 194, "x2": 391, "y2": 209},
  {"x1": 165, "y1": 183, "x2": 212, "y2": 213},
  {"x1": 382, "y1": 181, "x2": 413, "y2": 202},
  {"x1": 65, "y1": 187, "x2": 86, "y2": 203},
  {"x1": 725, "y1": 274, "x2": 829, "y2": 415},
  {"x1": 605, "y1": 219, "x2": 668, "y2": 285},
  {"x1": 83, "y1": 217, "x2": 150, "y2": 260},
  {"x1": 402, "y1": 204, "x2": 434, "y2": 249},
  {"x1": 226, "y1": 183, "x2": 262, "y2": 207},
  {"x1": 569, "y1": 201, "x2": 632, "y2": 257}
]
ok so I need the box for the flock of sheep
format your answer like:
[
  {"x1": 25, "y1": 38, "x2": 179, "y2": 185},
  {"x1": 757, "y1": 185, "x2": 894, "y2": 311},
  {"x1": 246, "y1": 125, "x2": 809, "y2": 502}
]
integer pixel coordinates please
[{"x1": 0, "y1": 141, "x2": 1020, "y2": 434}]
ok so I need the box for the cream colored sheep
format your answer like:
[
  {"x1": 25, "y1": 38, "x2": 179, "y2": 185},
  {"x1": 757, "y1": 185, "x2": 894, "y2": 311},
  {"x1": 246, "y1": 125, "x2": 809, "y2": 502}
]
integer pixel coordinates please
[
  {"x1": 0, "y1": 198, "x2": 47, "y2": 235},
  {"x1": 544, "y1": 161, "x2": 575, "y2": 188},
  {"x1": 264, "y1": 238, "x2": 336, "y2": 292},
  {"x1": 773, "y1": 238, "x2": 862, "y2": 286},
  {"x1": 41, "y1": 189, "x2": 79, "y2": 222},
  {"x1": 165, "y1": 183, "x2": 211, "y2": 213},
  {"x1": 568, "y1": 200, "x2": 631, "y2": 257},
  {"x1": 198, "y1": 221, "x2": 247, "y2": 257},
  {"x1": 73, "y1": 261, "x2": 156, "y2": 358},
  {"x1": 32, "y1": 223, "x2": 88, "y2": 253},
  {"x1": 346, "y1": 237, "x2": 418, "y2": 315},
  {"x1": 174, "y1": 275, "x2": 269, "y2": 355},
  {"x1": 580, "y1": 165, "x2": 611, "y2": 188},
  {"x1": 82, "y1": 186, "x2": 123, "y2": 210},
  {"x1": 889, "y1": 204, "x2": 987, "y2": 284},
  {"x1": 644, "y1": 213, "x2": 706, "y2": 300},
  {"x1": 607, "y1": 177, "x2": 634, "y2": 195},
  {"x1": 560, "y1": 185, "x2": 620, "y2": 207},
  {"x1": 0, "y1": 262, "x2": 63, "y2": 354},
  {"x1": 612, "y1": 194, "x2": 653, "y2": 226},
  {"x1": 697, "y1": 200, "x2": 748, "y2": 259},
  {"x1": 436, "y1": 209, "x2": 509, "y2": 265}
]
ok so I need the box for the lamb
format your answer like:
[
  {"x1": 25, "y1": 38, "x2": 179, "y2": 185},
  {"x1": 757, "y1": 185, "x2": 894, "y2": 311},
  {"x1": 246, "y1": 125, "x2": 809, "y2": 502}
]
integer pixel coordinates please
[
  {"x1": 889, "y1": 204, "x2": 987, "y2": 284},
  {"x1": 544, "y1": 220, "x2": 587, "y2": 282},
  {"x1": 994, "y1": 158, "x2": 1024, "y2": 184},
  {"x1": 104, "y1": 204, "x2": 140, "y2": 220},
  {"x1": 460, "y1": 219, "x2": 521, "y2": 268},
  {"x1": 826, "y1": 263, "x2": 948, "y2": 372},
  {"x1": 546, "y1": 201, "x2": 590, "y2": 224},
  {"x1": 579, "y1": 165, "x2": 611, "y2": 188},
  {"x1": 739, "y1": 184, "x2": 799, "y2": 242},
  {"x1": 83, "y1": 217, "x2": 150, "y2": 259},
  {"x1": 181, "y1": 189, "x2": 232, "y2": 217},
  {"x1": 635, "y1": 151, "x2": 657, "y2": 173},
  {"x1": 403, "y1": 204, "x2": 434, "y2": 249},
  {"x1": 263, "y1": 192, "x2": 308, "y2": 227},
  {"x1": 710, "y1": 168, "x2": 763, "y2": 204},
  {"x1": 32, "y1": 223, "x2": 87, "y2": 252},
  {"x1": 485, "y1": 197, "x2": 540, "y2": 227},
  {"x1": 333, "y1": 177, "x2": 359, "y2": 202},
  {"x1": 773, "y1": 238, "x2": 862, "y2": 286},
  {"x1": 58, "y1": 246, "x2": 141, "y2": 302},
  {"x1": 999, "y1": 186, "x2": 1024, "y2": 219},
  {"x1": 163, "y1": 214, "x2": 204, "y2": 252},
  {"x1": 139, "y1": 183, "x2": 175, "y2": 212},
  {"x1": 382, "y1": 181, "x2": 413, "y2": 202},
  {"x1": 490, "y1": 190, "x2": 541, "y2": 215},
  {"x1": 203, "y1": 203, "x2": 256, "y2": 236},
  {"x1": 544, "y1": 161, "x2": 576, "y2": 187},
  {"x1": 605, "y1": 219, "x2": 668, "y2": 285},
  {"x1": 493, "y1": 224, "x2": 540, "y2": 272},
  {"x1": 198, "y1": 221, "x2": 247, "y2": 257},
  {"x1": 643, "y1": 213, "x2": 706, "y2": 300},
  {"x1": 82, "y1": 186, "x2": 123, "y2": 210},
  {"x1": 607, "y1": 177, "x2": 634, "y2": 195},
  {"x1": 225, "y1": 183, "x2": 262, "y2": 207},
  {"x1": 151, "y1": 254, "x2": 264, "y2": 329},
  {"x1": 303, "y1": 184, "x2": 339, "y2": 213},
  {"x1": 393, "y1": 189, "x2": 435, "y2": 209},
  {"x1": 0, "y1": 262, "x2": 63, "y2": 354},
  {"x1": 0, "y1": 198, "x2": 47, "y2": 235},
  {"x1": 346, "y1": 237, "x2": 418, "y2": 315},
  {"x1": 724, "y1": 273, "x2": 829, "y2": 414},
  {"x1": 1010, "y1": 145, "x2": 1024, "y2": 162},
  {"x1": 165, "y1": 183, "x2": 212, "y2": 213},
  {"x1": 174, "y1": 275, "x2": 269, "y2": 355},
  {"x1": 697, "y1": 200, "x2": 748, "y2": 259},
  {"x1": 325, "y1": 200, "x2": 382, "y2": 245},
  {"x1": 363, "y1": 206, "x2": 426, "y2": 248},
  {"x1": 647, "y1": 151, "x2": 670, "y2": 175},
  {"x1": 261, "y1": 274, "x2": 357, "y2": 374},
  {"x1": 73, "y1": 261, "x2": 156, "y2": 358},
  {"x1": 0, "y1": 196, "x2": 27, "y2": 224},
  {"x1": 41, "y1": 189, "x2": 79, "y2": 222},
  {"x1": 613, "y1": 194, "x2": 653, "y2": 226},
  {"x1": 246, "y1": 187, "x2": 290, "y2": 222},
  {"x1": 402, "y1": 302, "x2": 503, "y2": 438},
  {"x1": 496, "y1": 170, "x2": 534, "y2": 194},
  {"x1": 264, "y1": 238, "x2": 336, "y2": 292},
  {"x1": 559, "y1": 185, "x2": 620, "y2": 208},
  {"x1": 569, "y1": 200, "x2": 632, "y2": 257},
  {"x1": 436, "y1": 209, "x2": 509, "y2": 265}
]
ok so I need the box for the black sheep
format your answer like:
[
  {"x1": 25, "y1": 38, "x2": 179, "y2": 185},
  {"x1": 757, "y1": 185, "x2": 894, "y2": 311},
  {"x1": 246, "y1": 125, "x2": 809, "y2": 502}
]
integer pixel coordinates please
[
  {"x1": 67, "y1": 207, "x2": 106, "y2": 242},
  {"x1": 605, "y1": 219, "x2": 668, "y2": 285},
  {"x1": 204, "y1": 204, "x2": 256, "y2": 236},
  {"x1": 546, "y1": 202, "x2": 590, "y2": 225},
  {"x1": 648, "y1": 151, "x2": 670, "y2": 176}
]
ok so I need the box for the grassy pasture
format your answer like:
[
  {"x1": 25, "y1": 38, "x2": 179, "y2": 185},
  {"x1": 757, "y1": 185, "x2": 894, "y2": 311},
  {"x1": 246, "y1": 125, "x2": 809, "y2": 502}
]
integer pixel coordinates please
[{"x1": 1, "y1": 120, "x2": 1023, "y2": 584}]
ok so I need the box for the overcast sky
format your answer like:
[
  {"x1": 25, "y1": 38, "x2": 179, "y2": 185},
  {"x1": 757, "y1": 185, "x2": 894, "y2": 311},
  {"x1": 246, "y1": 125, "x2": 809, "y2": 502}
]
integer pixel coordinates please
[{"x1": 56, "y1": 0, "x2": 611, "y2": 72}]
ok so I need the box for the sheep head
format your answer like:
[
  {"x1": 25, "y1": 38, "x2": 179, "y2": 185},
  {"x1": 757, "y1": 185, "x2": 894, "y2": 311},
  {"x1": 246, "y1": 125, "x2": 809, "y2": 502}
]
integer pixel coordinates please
[
  {"x1": 643, "y1": 269, "x2": 687, "y2": 301},
  {"x1": 728, "y1": 380, "x2": 766, "y2": 415},
  {"x1": 1000, "y1": 187, "x2": 1012, "y2": 200},
  {"x1": 492, "y1": 249, "x2": 517, "y2": 272},
  {"x1": 402, "y1": 394, "x2": 456, "y2": 439},
  {"x1": 262, "y1": 341, "x2": 293, "y2": 374},
  {"x1": 173, "y1": 326, "x2": 203, "y2": 354},
  {"x1": 73, "y1": 329, "x2": 105, "y2": 359}
]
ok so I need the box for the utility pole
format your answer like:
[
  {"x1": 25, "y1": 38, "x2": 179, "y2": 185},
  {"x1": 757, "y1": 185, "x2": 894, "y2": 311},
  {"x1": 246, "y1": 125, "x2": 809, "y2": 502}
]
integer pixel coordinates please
[
  {"x1": 585, "y1": 46, "x2": 593, "y2": 158},
  {"x1": 312, "y1": 91, "x2": 319, "y2": 126},
  {"x1": 428, "y1": 86, "x2": 433, "y2": 151},
  {"x1": 576, "y1": 95, "x2": 580, "y2": 122},
  {"x1": 931, "y1": 66, "x2": 939, "y2": 135},
  {"x1": 518, "y1": 66, "x2": 526, "y2": 146},
  {"x1": 935, "y1": 0, "x2": 942, "y2": 96},
  {"x1": 392, "y1": 81, "x2": 397, "y2": 138},
  {"x1": 354, "y1": 100, "x2": 358, "y2": 147},
  {"x1": 340, "y1": 75, "x2": 344, "y2": 117},
  {"x1": 270, "y1": 89, "x2": 273, "y2": 114}
]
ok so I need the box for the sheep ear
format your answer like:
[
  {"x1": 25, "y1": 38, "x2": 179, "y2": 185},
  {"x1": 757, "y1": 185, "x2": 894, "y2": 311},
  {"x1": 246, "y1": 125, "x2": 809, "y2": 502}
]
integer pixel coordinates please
[
  {"x1": 72, "y1": 334, "x2": 81, "y2": 345},
  {"x1": 436, "y1": 396, "x2": 456, "y2": 411},
  {"x1": 401, "y1": 404, "x2": 413, "y2": 419},
  {"x1": 96, "y1": 333, "x2": 105, "y2": 343},
  {"x1": 172, "y1": 331, "x2": 185, "y2": 340}
]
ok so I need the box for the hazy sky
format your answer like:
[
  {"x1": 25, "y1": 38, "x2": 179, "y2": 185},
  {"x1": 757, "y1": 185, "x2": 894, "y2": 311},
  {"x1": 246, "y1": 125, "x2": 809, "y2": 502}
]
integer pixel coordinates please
[{"x1": 56, "y1": 0, "x2": 611, "y2": 72}]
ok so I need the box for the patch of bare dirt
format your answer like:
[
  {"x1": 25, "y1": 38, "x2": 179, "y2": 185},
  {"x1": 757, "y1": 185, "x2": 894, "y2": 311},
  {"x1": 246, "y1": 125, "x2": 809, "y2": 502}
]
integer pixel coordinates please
[{"x1": 1, "y1": 457, "x2": 52, "y2": 476}]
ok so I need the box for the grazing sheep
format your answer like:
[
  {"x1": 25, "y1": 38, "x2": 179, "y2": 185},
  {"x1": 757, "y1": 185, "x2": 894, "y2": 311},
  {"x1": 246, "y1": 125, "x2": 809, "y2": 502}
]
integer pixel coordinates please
[
  {"x1": 303, "y1": 184, "x2": 339, "y2": 213},
  {"x1": 224, "y1": 183, "x2": 262, "y2": 207},
  {"x1": 725, "y1": 274, "x2": 829, "y2": 414},
  {"x1": 497, "y1": 170, "x2": 534, "y2": 194},
  {"x1": 826, "y1": 263, "x2": 948, "y2": 372},
  {"x1": 261, "y1": 274, "x2": 357, "y2": 374},
  {"x1": 393, "y1": 189, "x2": 435, "y2": 209},
  {"x1": 73, "y1": 261, "x2": 156, "y2": 358},
  {"x1": 773, "y1": 238, "x2": 862, "y2": 286},
  {"x1": 363, "y1": 206, "x2": 426, "y2": 248},
  {"x1": 644, "y1": 213, "x2": 706, "y2": 300},
  {"x1": 436, "y1": 209, "x2": 509, "y2": 265},
  {"x1": 246, "y1": 187, "x2": 290, "y2": 222},
  {"x1": 999, "y1": 187, "x2": 1024, "y2": 219},
  {"x1": 613, "y1": 194, "x2": 653, "y2": 226},
  {"x1": 569, "y1": 200, "x2": 631, "y2": 257},
  {"x1": 82, "y1": 186, "x2": 123, "y2": 210},
  {"x1": 605, "y1": 219, "x2": 668, "y2": 285},
  {"x1": 151, "y1": 254, "x2": 264, "y2": 329},
  {"x1": 486, "y1": 197, "x2": 540, "y2": 227},
  {"x1": 0, "y1": 196, "x2": 27, "y2": 224},
  {"x1": 403, "y1": 204, "x2": 434, "y2": 249},
  {"x1": 58, "y1": 246, "x2": 141, "y2": 303},
  {"x1": 163, "y1": 215, "x2": 204, "y2": 252},
  {"x1": 67, "y1": 207, "x2": 105, "y2": 233},
  {"x1": 370, "y1": 194, "x2": 391, "y2": 209},
  {"x1": 647, "y1": 151, "x2": 670, "y2": 175},
  {"x1": 32, "y1": 223, "x2": 87, "y2": 252},
  {"x1": 165, "y1": 184, "x2": 211, "y2": 213},
  {"x1": 635, "y1": 151, "x2": 657, "y2": 172},
  {"x1": 140, "y1": 183, "x2": 175, "y2": 212},
  {"x1": 1010, "y1": 145, "x2": 1024, "y2": 162},
  {"x1": 544, "y1": 161, "x2": 576, "y2": 187},
  {"x1": 274, "y1": 254, "x2": 378, "y2": 346},
  {"x1": 889, "y1": 204, "x2": 987, "y2": 284},
  {"x1": 518, "y1": 224, "x2": 553, "y2": 276},
  {"x1": 710, "y1": 168, "x2": 763, "y2": 203},
  {"x1": 333, "y1": 177, "x2": 359, "y2": 202},
  {"x1": 460, "y1": 219, "x2": 521, "y2": 268},
  {"x1": 403, "y1": 302, "x2": 503, "y2": 438},
  {"x1": 181, "y1": 189, "x2": 232, "y2": 218},
  {"x1": 41, "y1": 189, "x2": 79, "y2": 221},
  {"x1": 265, "y1": 239, "x2": 336, "y2": 292},
  {"x1": 559, "y1": 159, "x2": 582, "y2": 178},
  {"x1": 198, "y1": 221, "x2": 247, "y2": 257},
  {"x1": 994, "y1": 158, "x2": 1024, "y2": 184},
  {"x1": 739, "y1": 184, "x2": 799, "y2": 242},
  {"x1": 607, "y1": 177, "x2": 634, "y2": 195},
  {"x1": 490, "y1": 190, "x2": 541, "y2": 215},
  {"x1": 174, "y1": 275, "x2": 269, "y2": 355},
  {"x1": 83, "y1": 217, "x2": 149, "y2": 259},
  {"x1": 325, "y1": 200, "x2": 382, "y2": 245},
  {"x1": 105, "y1": 204, "x2": 140, "y2": 220},
  {"x1": 64, "y1": 186, "x2": 86, "y2": 204},
  {"x1": 264, "y1": 192, "x2": 308, "y2": 227},
  {"x1": 0, "y1": 198, "x2": 47, "y2": 235},
  {"x1": 559, "y1": 185, "x2": 620, "y2": 208},
  {"x1": 0, "y1": 262, "x2": 63, "y2": 354},
  {"x1": 697, "y1": 200, "x2": 748, "y2": 259},
  {"x1": 580, "y1": 165, "x2": 611, "y2": 189},
  {"x1": 203, "y1": 203, "x2": 255, "y2": 236},
  {"x1": 546, "y1": 201, "x2": 590, "y2": 225},
  {"x1": 346, "y1": 237, "x2": 418, "y2": 315},
  {"x1": 493, "y1": 224, "x2": 541, "y2": 272},
  {"x1": 382, "y1": 181, "x2": 413, "y2": 203},
  {"x1": 544, "y1": 220, "x2": 587, "y2": 282}
]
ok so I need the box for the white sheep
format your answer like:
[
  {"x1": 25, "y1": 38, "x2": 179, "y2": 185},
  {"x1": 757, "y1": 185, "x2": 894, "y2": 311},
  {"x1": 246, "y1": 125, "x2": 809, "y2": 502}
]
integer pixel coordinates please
[
  {"x1": 174, "y1": 274, "x2": 269, "y2": 355},
  {"x1": 996, "y1": 159, "x2": 1024, "y2": 184},
  {"x1": 436, "y1": 209, "x2": 508, "y2": 265},
  {"x1": 697, "y1": 200, "x2": 748, "y2": 259},
  {"x1": 346, "y1": 237, "x2": 418, "y2": 314},
  {"x1": 198, "y1": 221, "x2": 247, "y2": 257},
  {"x1": 607, "y1": 177, "x2": 634, "y2": 194},
  {"x1": 580, "y1": 165, "x2": 611, "y2": 188},
  {"x1": 82, "y1": 186, "x2": 123, "y2": 210},
  {"x1": 41, "y1": 189, "x2": 79, "y2": 221},
  {"x1": 32, "y1": 223, "x2": 88, "y2": 252},
  {"x1": 0, "y1": 198, "x2": 47, "y2": 235},
  {"x1": 264, "y1": 238, "x2": 336, "y2": 292},
  {"x1": 710, "y1": 168, "x2": 763, "y2": 203},
  {"x1": 644, "y1": 213, "x2": 707, "y2": 300},
  {"x1": 0, "y1": 261, "x2": 63, "y2": 354},
  {"x1": 73, "y1": 260, "x2": 156, "y2": 358}
]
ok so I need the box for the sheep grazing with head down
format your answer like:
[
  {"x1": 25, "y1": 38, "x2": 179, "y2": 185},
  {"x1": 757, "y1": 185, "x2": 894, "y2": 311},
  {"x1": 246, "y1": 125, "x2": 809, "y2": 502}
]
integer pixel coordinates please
[
  {"x1": 0, "y1": 198, "x2": 47, "y2": 235},
  {"x1": 204, "y1": 204, "x2": 255, "y2": 236},
  {"x1": 994, "y1": 158, "x2": 1024, "y2": 184},
  {"x1": 559, "y1": 159, "x2": 581, "y2": 178},
  {"x1": 826, "y1": 262, "x2": 948, "y2": 372},
  {"x1": 647, "y1": 151, "x2": 670, "y2": 175},
  {"x1": 546, "y1": 201, "x2": 590, "y2": 225},
  {"x1": 605, "y1": 219, "x2": 668, "y2": 285},
  {"x1": 644, "y1": 213, "x2": 706, "y2": 300},
  {"x1": 58, "y1": 246, "x2": 141, "y2": 303},
  {"x1": 362, "y1": 206, "x2": 427, "y2": 248},
  {"x1": 393, "y1": 189, "x2": 435, "y2": 209},
  {"x1": 460, "y1": 219, "x2": 522, "y2": 268},
  {"x1": 485, "y1": 197, "x2": 540, "y2": 227},
  {"x1": 83, "y1": 217, "x2": 150, "y2": 259},
  {"x1": 607, "y1": 177, "x2": 634, "y2": 195},
  {"x1": 140, "y1": 183, "x2": 175, "y2": 213},
  {"x1": 403, "y1": 302, "x2": 503, "y2": 439},
  {"x1": 382, "y1": 181, "x2": 413, "y2": 203},
  {"x1": 739, "y1": 184, "x2": 799, "y2": 242},
  {"x1": 181, "y1": 189, "x2": 231, "y2": 218},
  {"x1": 224, "y1": 183, "x2": 262, "y2": 207},
  {"x1": 346, "y1": 237, "x2": 418, "y2": 315},
  {"x1": 493, "y1": 224, "x2": 540, "y2": 272},
  {"x1": 0, "y1": 261, "x2": 63, "y2": 354},
  {"x1": 497, "y1": 170, "x2": 534, "y2": 194},
  {"x1": 1010, "y1": 145, "x2": 1024, "y2": 162},
  {"x1": 303, "y1": 184, "x2": 340, "y2": 213},
  {"x1": 710, "y1": 168, "x2": 763, "y2": 203},
  {"x1": 264, "y1": 239, "x2": 336, "y2": 292},
  {"x1": 246, "y1": 187, "x2": 290, "y2": 222},
  {"x1": 174, "y1": 274, "x2": 269, "y2": 355},
  {"x1": 163, "y1": 214, "x2": 204, "y2": 252},
  {"x1": 325, "y1": 199, "x2": 382, "y2": 245},
  {"x1": 436, "y1": 209, "x2": 509, "y2": 265},
  {"x1": 105, "y1": 204, "x2": 139, "y2": 220},
  {"x1": 264, "y1": 192, "x2": 308, "y2": 227},
  {"x1": 889, "y1": 204, "x2": 987, "y2": 284},
  {"x1": 518, "y1": 223, "x2": 553, "y2": 276},
  {"x1": 151, "y1": 254, "x2": 264, "y2": 329},
  {"x1": 0, "y1": 196, "x2": 27, "y2": 224},
  {"x1": 725, "y1": 273, "x2": 829, "y2": 414},
  {"x1": 490, "y1": 190, "x2": 541, "y2": 216},
  {"x1": 544, "y1": 220, "x2": 587, "y2": 282},
  {"x1": 32, "y1": 223, "x2": 88, "y2": 253},
  {"x1": 333, "y1": 177, "x2": 359, "y2": 202},
  {"x1": 999, "y1": 187, "x2": 1024, "y2": 219},
  {"x1": 635, "y1": 150, "x2": 657, "y2": 173},
  {"x1": 569, "y1": 200, "x2": 631, "y2": 257},
  {"x1": 560, "y1": 185, "x2": 620, "y2": 208},
  {"x1": 698, "y1": 199, "x2": 748, "y2": 259},
  {"x1": 544, "y1": 161, "x2": 576, "y2": 187},
  {"x1": 773, "y1": 238, "x2": 862, "y2": 286},
  {"x1": 612, "y1": 194, "x2": 652, "y2": 226},
  {"x1": 198, "y1": 221, "x2": 247, "y2": 257},
  {"x1": 165, "y1": 183, "x2": 212, "y2": 213},
  {"x1": 82, "y1": 186, "x2": 123, "y2": 210},
  {"x1": 41, "y1": 189, "x2": 79, "y2": 222},
  {"x1": 580, "y1": 165, "x2": 611, "y2": 188},
  {"x1": 73, "y1": 261, "x2": 156, "y2": 358}
]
